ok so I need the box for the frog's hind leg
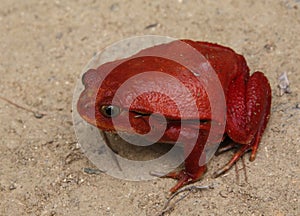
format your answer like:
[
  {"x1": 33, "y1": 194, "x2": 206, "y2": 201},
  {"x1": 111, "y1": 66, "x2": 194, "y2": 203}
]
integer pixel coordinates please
[{"x1": 213, "y1": 71, "x2": 271, "y2": 177}]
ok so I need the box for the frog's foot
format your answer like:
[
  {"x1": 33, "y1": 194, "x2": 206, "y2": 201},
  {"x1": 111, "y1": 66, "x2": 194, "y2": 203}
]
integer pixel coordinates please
[
  {"x1": 212, "y1": 132, "x2": 262, "y2": 178},
  {"x1": 166, "y1": 166, "x2": 207, "y2": 193},
  {"x1": 212, "y1": 144, "x2": 249, "y2": 178}
]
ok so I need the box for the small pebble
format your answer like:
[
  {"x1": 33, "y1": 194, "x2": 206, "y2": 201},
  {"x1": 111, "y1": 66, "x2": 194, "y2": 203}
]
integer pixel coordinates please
[
  {"x1": 278, "y1": 72, "x2": 291, "y2": 96},
  {"x1": 56, "y1": 32, "x2": 63, "y2": 40},
  {"x1": 264, "y1": 42, "x2": 276, "y2": 52},
  {"x1": 219, "y1": 190, "x2": 228, "y2": 198},
  {"x1": 50, "y1": 211, "x2": 57, "y2": 216},
  {"x1": 110, "y1": 3, "x2": 119, "y2": 11},
  {"x1": 9, "y1": 183, "x2": 17, "y2": 190},
  {"x1": 34, "y1": 112, "x2": 45, "y2": 119}
]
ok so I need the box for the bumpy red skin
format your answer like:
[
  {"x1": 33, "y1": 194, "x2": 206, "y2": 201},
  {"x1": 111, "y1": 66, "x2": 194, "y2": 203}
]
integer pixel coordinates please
[{"x1": 77, "y1": 40, "x2": 271, "y2": 193}]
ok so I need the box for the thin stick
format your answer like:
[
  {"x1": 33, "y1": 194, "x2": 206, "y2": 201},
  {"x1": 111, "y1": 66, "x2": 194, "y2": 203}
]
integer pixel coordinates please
[
  {"x1": 241, "y1": 155, "x2": 248, "y2": 183},
  {"x1": 0, "y1": 95, "x2": 45, "y2": 118},
  {"x1": 235, "y1": 162, "x2": 240, "y2": 184},
  {"x1": 158, "y1": 184, "x2": 214, "y2": 216}
]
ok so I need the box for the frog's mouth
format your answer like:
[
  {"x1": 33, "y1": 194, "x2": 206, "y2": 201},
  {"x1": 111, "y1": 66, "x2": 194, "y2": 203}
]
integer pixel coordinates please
[
  {"x1": 130, "y1": 110, "x2": 151, "y2": 119},
  {"x1": 77, "y1": 89, "x2": 98, "y2": 127},
  {"x1": 129, "y1": 110, "x2": 211, "y2": 125}
]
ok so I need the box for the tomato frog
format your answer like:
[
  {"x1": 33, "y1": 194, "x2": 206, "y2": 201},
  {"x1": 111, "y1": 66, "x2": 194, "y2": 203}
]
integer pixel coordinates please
[{"x1": 77, "y1": 40, "x2": 271, "y2": 193}]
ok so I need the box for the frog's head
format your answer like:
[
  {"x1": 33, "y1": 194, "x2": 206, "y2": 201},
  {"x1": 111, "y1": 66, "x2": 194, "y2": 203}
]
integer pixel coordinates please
[
  {"x1": 77, "y1": 65, "x2": 123, "y2": 133},
  {"x1": 77, "y1": 60, "x2": 156, "y2": 135}
]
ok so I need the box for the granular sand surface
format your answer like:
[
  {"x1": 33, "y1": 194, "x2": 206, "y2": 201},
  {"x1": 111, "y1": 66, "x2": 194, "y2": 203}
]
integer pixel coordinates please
[{"x1": 0, "y1": 1, "x2": 299, "y2": 215}]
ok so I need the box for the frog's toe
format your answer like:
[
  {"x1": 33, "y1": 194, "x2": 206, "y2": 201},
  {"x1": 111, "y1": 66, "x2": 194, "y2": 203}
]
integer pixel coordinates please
[
  {"x1": 166, "y1": 166, "x2": 207, "y2": 193},
  {"x1": 169, "y1": 171, "x2": 193, "y2": 193},
  {"x1": 165, "y1": 170, "x2": 185, "y2": 180}
]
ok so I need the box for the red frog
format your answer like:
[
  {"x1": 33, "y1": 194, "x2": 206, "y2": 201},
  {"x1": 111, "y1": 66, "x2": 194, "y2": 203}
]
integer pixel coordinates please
[{"x1": 77, "y1": 40, "x2": 271, "y2": 193}]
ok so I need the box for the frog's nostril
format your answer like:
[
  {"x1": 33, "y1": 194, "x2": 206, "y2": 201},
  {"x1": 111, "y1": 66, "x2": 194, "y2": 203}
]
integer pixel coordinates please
[
  {"x1": 83, "y1": 99, "x2": 96, "y2": 110},
  {"x1": 78, "y1": 93, "x2": 93, "y2": 113},
  {"x1": 84, "y1": 103, "x2": 90, "y2": 109}
]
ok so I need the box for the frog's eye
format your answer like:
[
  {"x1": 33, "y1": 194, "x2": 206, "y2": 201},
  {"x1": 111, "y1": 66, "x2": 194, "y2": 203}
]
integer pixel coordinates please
[{"x1": 100, "y1": 105, "x2": 120, "y2": 118}]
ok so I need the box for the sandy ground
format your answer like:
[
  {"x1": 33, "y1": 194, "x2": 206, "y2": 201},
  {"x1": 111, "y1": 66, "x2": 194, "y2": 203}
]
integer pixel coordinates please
[{"x1": 0, "y1": 0, "x2": 300, "y2": 215}]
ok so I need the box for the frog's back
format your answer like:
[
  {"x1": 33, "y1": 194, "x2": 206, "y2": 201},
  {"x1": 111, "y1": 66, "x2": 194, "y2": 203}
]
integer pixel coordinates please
[
  {"x1": 92, "y1": 40, "x2": 249, "y2": 121},
  {"x1": 182, "y1": 40, "x2": 250, "y2": 91}
]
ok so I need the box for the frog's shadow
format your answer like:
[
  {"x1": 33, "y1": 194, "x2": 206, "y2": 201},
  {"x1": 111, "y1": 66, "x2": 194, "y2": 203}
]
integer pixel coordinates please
[{"x1": 104, "y1": 132, "x2": 184, "y2": 163}]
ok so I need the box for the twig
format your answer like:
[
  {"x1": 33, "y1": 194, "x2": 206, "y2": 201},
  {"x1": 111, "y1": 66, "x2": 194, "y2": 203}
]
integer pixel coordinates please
[
  {"x1": 144, "y1": 23, "x2": 158, "y2": 29},
  {"x1": 157, "y1": 184, "x2": 214, "y2": 216},
  {"x1": 0, "y1": 95, "x2": 46, "y2": 118},
  {"x1": 234, "y1": 162, "x2": 240, "y2": 184},
  {"x1": 234, "y1": 155, "x2": 248, "y2": 185},
  {"x1": 241, "y1": 155, "x2": 248, "y2": 183}
]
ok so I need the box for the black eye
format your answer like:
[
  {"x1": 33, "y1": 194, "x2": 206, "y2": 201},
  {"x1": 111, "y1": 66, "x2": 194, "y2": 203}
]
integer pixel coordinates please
[{"x1": 100, "y1": 105, "x2": 120, "y2": 118}]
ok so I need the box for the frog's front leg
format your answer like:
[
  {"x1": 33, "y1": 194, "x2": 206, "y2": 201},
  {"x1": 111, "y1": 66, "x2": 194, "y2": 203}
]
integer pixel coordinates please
[
  {"x1": 214, "y1": 71, "x2": 271, "y2": 177},
  {"x1": 166, "y1": 130, "x2": 209, "y2": 193}
]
